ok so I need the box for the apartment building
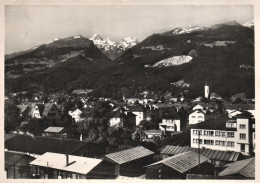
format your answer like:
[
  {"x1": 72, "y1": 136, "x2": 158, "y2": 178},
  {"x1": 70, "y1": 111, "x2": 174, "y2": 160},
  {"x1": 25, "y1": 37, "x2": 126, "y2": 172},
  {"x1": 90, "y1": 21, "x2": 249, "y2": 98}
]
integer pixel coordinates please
[{"x1": 190, "y1": 111, "x2": 254, "y2": 156}]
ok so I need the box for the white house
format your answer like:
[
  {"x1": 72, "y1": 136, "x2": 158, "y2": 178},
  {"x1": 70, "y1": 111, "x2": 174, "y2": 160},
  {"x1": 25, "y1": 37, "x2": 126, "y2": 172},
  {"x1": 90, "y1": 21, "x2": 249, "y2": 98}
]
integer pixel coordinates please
[
  {"x1": 125, "y1": 106, "x2": 145, "y2": 126},
  {"x1": 159, "y1": 113, "x2": 181, "y2": 132},
  {"x1": 189, "y1": 110, "x2": 205, "y2": 125},
  {"x1": 190, "y1": 111, "x2": 255, "y2": 156},
  {"x1": 68, "y1": 108, "x2": 83, "y2": 122}
]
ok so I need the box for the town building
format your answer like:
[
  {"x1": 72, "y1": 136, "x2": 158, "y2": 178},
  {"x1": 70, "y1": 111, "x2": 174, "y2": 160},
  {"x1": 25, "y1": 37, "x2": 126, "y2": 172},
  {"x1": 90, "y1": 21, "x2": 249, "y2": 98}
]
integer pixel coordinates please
[
  {"x1": 5, "y1": 151, "x2": 35, "y2": 179},
  {"x1": 145, "y1": 151, "x2": 214, "y2": 179},
  {"x1": 29, "y1": 152, "x2": 115, "y2": 179},
  {"x1": 5, "y1": 135, "x2": 105, "y2": 158},
  {"x1": 103, "y1": 146, "x2": 154, "y2": 177},
  {"x1": 219, "y1": 157, "x2": 255, "y2": 179},
  {"x1": 17, "y1": 105, "x2": 31, "y2": 117},
  {"x1": 30, "y1": 103, "x2": 62, "y2": 121},
  {"x1": 159, "y1": 145, "x2": 242, "y2": 175},
  {"x1": 125, "y1": 106, "x2": 146, "y2": 126},
  {"x1": 159, "y1": 112, "x2": 181, "y2": 132},
  {"x1": 188, "y1": 110, "x2": 206, "y2": 125},
  {"x1": 43, "y1": 127, "x2": 64, "y2": 138},
  {"x1": 68, "y1": 108, "x2": 84, "y2": 122},
  {"x1": 190, "y1": 111, "x2": 255, "y2": 155}
]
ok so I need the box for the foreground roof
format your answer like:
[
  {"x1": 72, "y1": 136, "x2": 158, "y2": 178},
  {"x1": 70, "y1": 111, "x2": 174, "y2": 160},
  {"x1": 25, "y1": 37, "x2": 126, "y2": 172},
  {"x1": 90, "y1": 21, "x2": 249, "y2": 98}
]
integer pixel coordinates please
[
  {"x1": 160, "y1": 145, "x2": 241, "y2": 162},
  {"x1": 5, "y1": 135, "x2": 89, "y2": 155},
  {"x1": 145, "y1": 151, "x2": 208, "y2": 174},
  {"x1": 30, "y1": 152, "x2": 102, "y2": 175},
  {"x1": 104, "y1": 146, "x2": 154, "y2": 164},
  {"x1": 5, "y1": 151, "x2": 35, "y2": 168},
  {"x1": 219, "y1": 157, "x2": 255, "y2": 178}
]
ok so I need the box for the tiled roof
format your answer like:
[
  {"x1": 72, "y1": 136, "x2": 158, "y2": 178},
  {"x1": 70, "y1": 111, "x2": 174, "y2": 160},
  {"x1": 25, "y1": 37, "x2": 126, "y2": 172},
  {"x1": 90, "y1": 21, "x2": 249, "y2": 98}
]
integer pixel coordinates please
[
  {"x1": 160, "y1": 145, "x2": 240, "y2": 162},
  {"x1": 5, "y1": 135, "x2": 89, "y2": 155},
  {"x1": 190, "y1": 117, "x2": 230, "y2": 130},
  {"x1": 17, "y1": 105, "x2": 29, "y2": 113},
  {"x1": 4, "y1": 133, "x2": 16, "y2": 141},
  {"x1": 162, "y1": 111, "x2": 180, "y2": 119},
  {"x1": 44, "y1": 126, "x2": 64, "y2": 133},
  {"x1": 104, "y1": 146, "x2": 154, "y2": 164},
  {"x1": 153, "y1": 103, "x2": 174, "y2": 109},
  {"x1": 30, "y1": 152, "x2": 102, "y2": 175},
  {"x1": 146, "y1": 151, "x2": 209, "y2": 174},
  {"x1": 219, "y1": 157, "x2": 255, "y2": 178},
  {"x1": 5, "y1": 151, "x2": 34, "y2": 168},
  {"x1": 127, "y1": 106, "x2": 144, "y2": 112}
]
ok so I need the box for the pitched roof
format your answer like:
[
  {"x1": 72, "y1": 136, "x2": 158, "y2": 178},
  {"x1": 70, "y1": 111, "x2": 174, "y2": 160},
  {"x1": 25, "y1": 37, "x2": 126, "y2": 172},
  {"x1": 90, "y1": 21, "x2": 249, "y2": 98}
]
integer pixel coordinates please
[
  {"x1": 153, "y1": 103, "x2": 174, "y2": 109},
  {"x1": 144, "y1": 130, "x2": 163, "y2": 134},
  {"x1": 5, "y1": 135, "x2": 89, "y2": 155},
  {"x1": 32, "y1": 103, "x2": 45, "y2": 116},
  {"x1": 190, "y1": 117, "x2": 231, "y2": 130},
  {"x1": 4, "y1": 133, "x2": 16, "y2": 141},
  {"x1": 127, "y1": 106, "x2": 144, "y2": 112},
  {"x1": 30, "y1": 152, "x2": 102, "y2": 175},
  {"x1": 44, "y1": 126, "x2": 64, "y2": 133},
  {"x1": 104, "y1": 146, "x2": 154, "y2": 164},
  {"x1": 146, "y1": 151, "x2": 209, "y2": 174},
  {"x1": 5, "y1": 151, "x2": 35, "y2": 168},
  {"x1": 17, "y1": 105, "x2": 29, "y2": 113},
  {"x1": 160, "y1": 145, "x2": 241, "y2": 162},
  {"x1": 42, "y1": 103, "x2": 58, "y2": 116},
  {"x1": 219, "y1": 157, "x2": 255, "y2": 178},
  {"x1": 162, "y1": 111, "x2": 180, "y2": 119}
]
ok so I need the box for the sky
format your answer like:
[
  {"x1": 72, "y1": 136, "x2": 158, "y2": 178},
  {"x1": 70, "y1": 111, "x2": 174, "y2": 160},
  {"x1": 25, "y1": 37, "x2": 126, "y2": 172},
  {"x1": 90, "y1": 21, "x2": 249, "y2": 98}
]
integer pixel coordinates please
[{"x1": 5, "y1": 5, "x2": 253, "y2": 54}]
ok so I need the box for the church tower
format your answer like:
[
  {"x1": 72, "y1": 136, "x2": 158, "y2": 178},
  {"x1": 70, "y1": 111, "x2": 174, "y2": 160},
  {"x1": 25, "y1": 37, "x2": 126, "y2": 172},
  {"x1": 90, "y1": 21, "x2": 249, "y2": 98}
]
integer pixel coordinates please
[{"x1": 205, "y1": 82, "x2": 209, "y2": 99}]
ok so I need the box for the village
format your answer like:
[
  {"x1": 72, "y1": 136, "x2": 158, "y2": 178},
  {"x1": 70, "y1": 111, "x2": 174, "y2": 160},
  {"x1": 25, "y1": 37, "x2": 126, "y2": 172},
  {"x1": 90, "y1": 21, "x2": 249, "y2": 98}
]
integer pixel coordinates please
[{"x1": 4, "y1": 83, "x2": 255, "y2": 179}]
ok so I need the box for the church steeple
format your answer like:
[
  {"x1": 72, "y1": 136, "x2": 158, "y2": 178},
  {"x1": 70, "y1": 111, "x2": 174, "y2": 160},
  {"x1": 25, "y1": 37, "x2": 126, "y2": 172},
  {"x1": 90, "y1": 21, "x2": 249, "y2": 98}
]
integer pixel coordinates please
[{"x1": 204, "y1": 80, "x2": 209, "y2": 99}]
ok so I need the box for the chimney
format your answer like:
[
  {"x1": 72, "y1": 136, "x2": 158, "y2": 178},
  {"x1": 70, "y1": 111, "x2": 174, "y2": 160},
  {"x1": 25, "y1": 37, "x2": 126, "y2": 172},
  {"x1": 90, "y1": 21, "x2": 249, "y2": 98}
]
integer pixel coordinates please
[{"x1": 66, "y1": 154, "x2": 69, "y2": 166}]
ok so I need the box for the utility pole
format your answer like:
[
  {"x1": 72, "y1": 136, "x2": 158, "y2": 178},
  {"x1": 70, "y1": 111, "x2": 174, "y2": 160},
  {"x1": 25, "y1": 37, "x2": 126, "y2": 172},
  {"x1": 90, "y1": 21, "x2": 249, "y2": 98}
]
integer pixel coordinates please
[{"x1": 198, "y1": 131, "x2": 201, "y2": 174}]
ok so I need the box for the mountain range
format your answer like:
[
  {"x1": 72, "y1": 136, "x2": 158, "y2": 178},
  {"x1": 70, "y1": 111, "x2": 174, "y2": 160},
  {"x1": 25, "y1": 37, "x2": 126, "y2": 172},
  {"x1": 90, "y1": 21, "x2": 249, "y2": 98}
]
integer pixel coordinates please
[{"x1": 5, "y1": 20, "x2": 255, "y2": 99}]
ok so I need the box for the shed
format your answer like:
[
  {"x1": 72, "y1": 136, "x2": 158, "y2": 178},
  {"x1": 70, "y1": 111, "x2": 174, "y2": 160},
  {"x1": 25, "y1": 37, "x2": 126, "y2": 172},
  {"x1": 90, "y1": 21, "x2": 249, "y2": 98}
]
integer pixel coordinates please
[{"x1": 145, "y1": 151, "x2": 214, "y2": 179}]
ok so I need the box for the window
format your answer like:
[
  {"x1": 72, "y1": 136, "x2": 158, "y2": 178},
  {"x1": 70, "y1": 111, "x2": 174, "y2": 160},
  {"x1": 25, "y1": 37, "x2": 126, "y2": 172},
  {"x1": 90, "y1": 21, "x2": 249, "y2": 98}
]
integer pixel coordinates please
[
  {"x1": 204, "y1": 140, "x2": 214, "y2": 145},
  {"x1": 193, "y1": 130, "x2": 202, "y2": 135},
  {"x1": 252, "y1": 124, "x2": 255, "y2": 129},
  {"x1": 215, "y1": 131, "x2": 225, "y2": 137},
  {"x1": 226, "y1": 123, "x2": 236, "y2": 128},
  {"x1": 198, "y1": 116, "x2": 203, "y2": 119},
  {"x1": 240, "y1": 124, "x2": 246, "y2": 129},
  {"x1": 204, "y1": 131, "x2": 214, "y2": 136},
  {"x1": 227, "y1": 141, "x2": 234, "y2": 147},
  {"x1": 215, "y1": 140, "x2": 226, "y2": 146},
  {"x1": 240, "y1": 134, "x2": 246, "y2": 140},
  {"x1": 227, "y1": 132, "x2": 234, "y2": 138},
  {"x1": 192, "y1": 116, "x2": 196, "y2": 118},
  {"x1": 241, "y1": 144, "x2": 245, "y2": 152},
  {"x1": 193, "y1": 138, "x2": 202, "y2": 144}
]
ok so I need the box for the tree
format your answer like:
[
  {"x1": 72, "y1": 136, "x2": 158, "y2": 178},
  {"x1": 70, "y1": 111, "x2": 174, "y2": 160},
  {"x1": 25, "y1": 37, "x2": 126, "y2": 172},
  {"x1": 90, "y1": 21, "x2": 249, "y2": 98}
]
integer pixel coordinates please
[{"x1": 5, "y1": 102, "x2": 21, "y2": 132}]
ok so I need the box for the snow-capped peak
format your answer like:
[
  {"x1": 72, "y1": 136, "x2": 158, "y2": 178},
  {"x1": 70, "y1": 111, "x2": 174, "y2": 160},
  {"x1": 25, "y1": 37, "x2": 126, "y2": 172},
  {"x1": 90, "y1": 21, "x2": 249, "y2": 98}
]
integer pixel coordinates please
[
  {"x1": 90, "y1": 34, "x2": 103, "y2": 41},
  {"x1": 172, "y1": 25, "x2": 208, "y2": 35},
  {"x1": 74, "y1": 35, "x2": 82, "y2": 39},
  {"x1": 46, "y1": 38, "x2": 60, "y2": 45},
  {"x1": 243, "y1": 20, "x2": 254, "y2": 28},
  {"x1": 89, "y1": 34, "x2": 139, "y2": 59}
]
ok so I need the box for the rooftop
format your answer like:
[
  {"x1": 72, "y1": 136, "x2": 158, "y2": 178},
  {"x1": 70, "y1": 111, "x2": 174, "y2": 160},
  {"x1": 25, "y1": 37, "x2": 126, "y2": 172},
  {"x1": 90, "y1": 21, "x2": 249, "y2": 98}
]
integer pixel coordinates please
[
  {"x1": 44, "y1": 126, "x2": 64, "y2": 133},
  {"x1": 104, "y1": 146, "x2": 154, "y2": 165},
  {"x1": 5, "y1": 135, "x2": 90, "y2": 155},
  {"x1": 160, "y1": 145, "x2": 241, "y2": 162},
  {"x1": 190, "y1": 117, "x2": 232, "y2": 131},
  {"x1": 224, "y1": 104, "x2": 255, "y2": 110},
  {"x1": 30, "y1": 152, "x2": 102, "y2": 175},
  {"x1": 146, "y1": 151, "x2": 209, "y2": 174},
  {"x1": 5, "y1": 151, "x2": 35, "y2": 168},
  {"x1": 219, "y1": 157, "x2": 255, "y2": 178}
]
